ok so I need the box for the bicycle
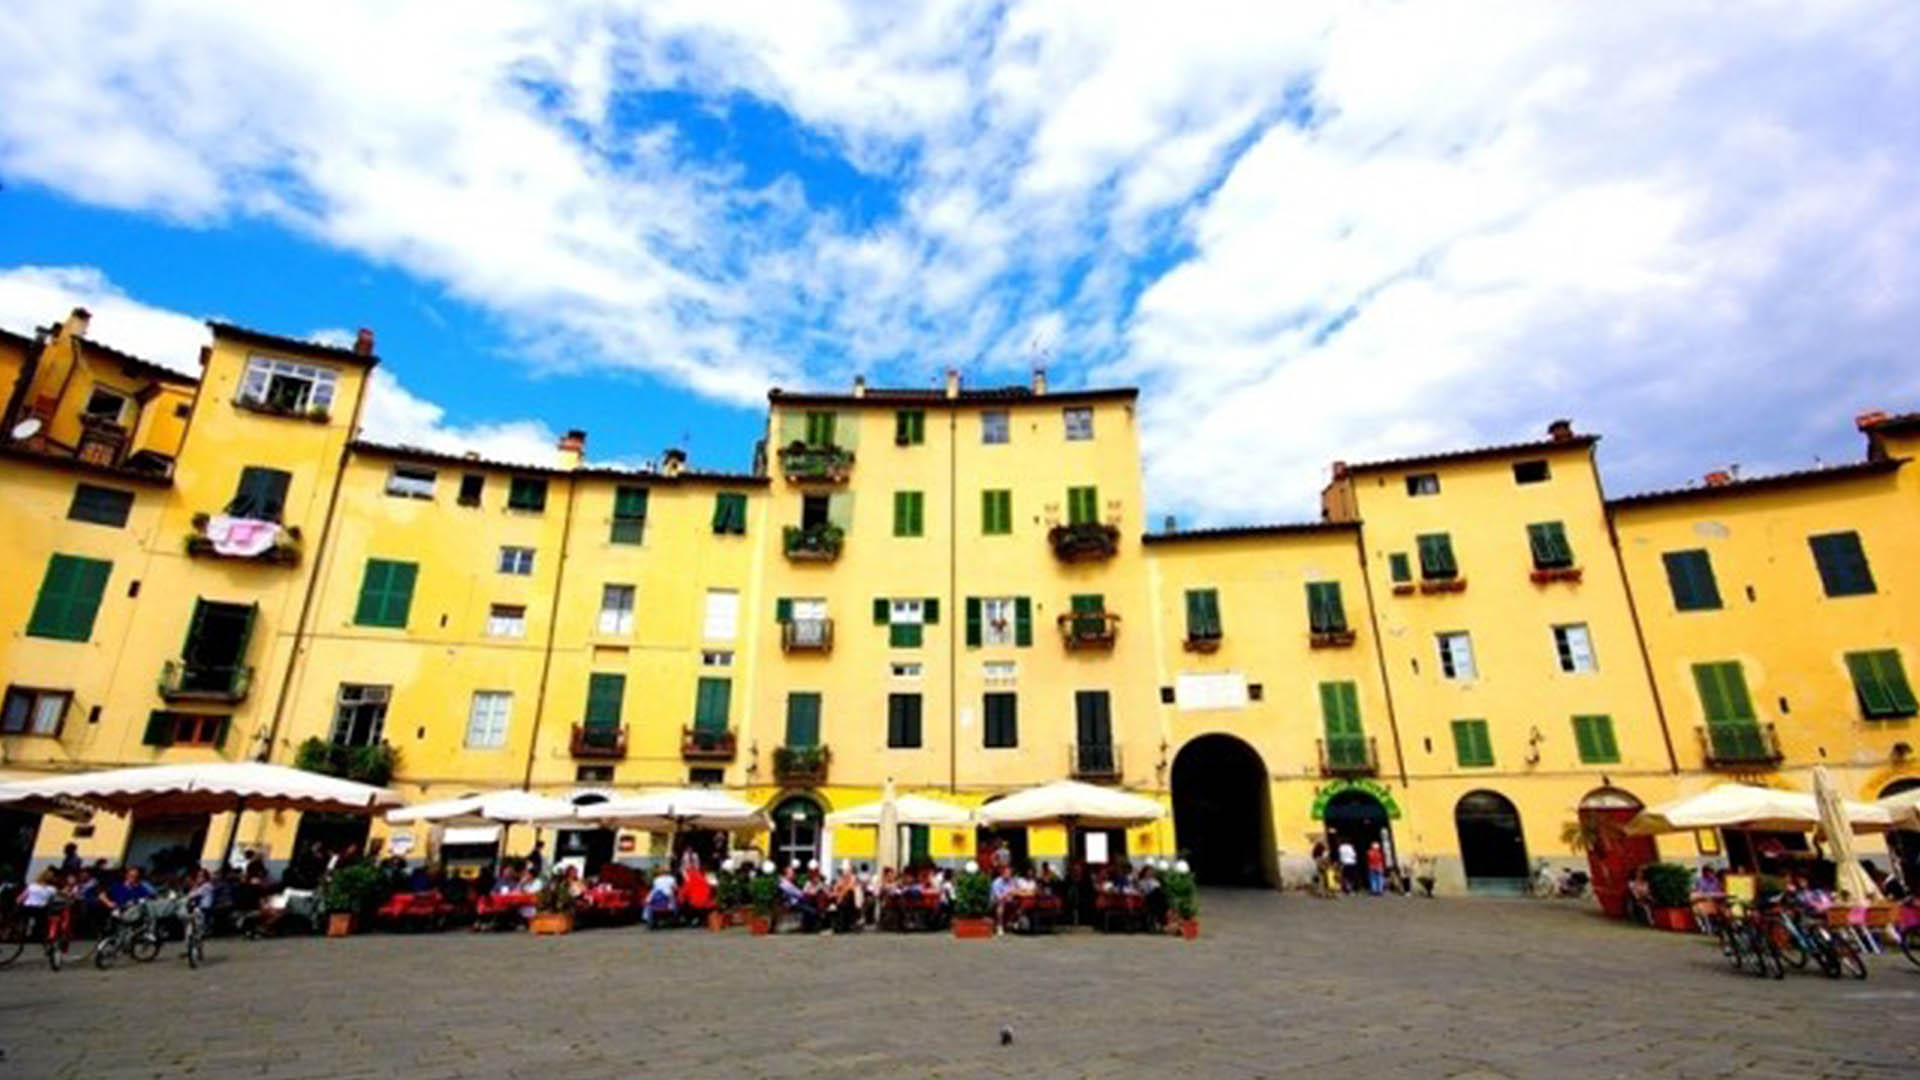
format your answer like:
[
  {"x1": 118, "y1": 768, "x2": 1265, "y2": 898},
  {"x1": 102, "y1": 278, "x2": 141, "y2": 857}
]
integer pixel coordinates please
[
  {"x1": 92, "y1": 899, "x2": 163, "y2": 969},
  {"x1": 182, "y1": 903, "x2": 206, "y2": 969}
]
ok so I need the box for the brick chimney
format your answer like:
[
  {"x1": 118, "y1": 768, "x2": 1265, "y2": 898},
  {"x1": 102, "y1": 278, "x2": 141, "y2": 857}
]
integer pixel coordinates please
[
  {"x1": 1331, "y1": 461, "x2": 1349, "y2": 480},
  {"x1": 852, "y1": 375, "x2": 867, "y2": 398},
  {"x1": 65, "y1": 307, "x2": 92, "y2": 339},
  {"x1": 353, "y1": 328, "x2": 376, "y2": 357},
  {"x1": 1547, "y1": 418, "x2": 1574, "y2": 442},
  {"x1": 1703, "y1": 470, "x2": 1732, "y2": 487},
  {"x1": 1856, "y1": 410, "x2": 1889, "y2": 430},
  {"x1": 1032, "y1": 366, "x2": 1048, "y2": 395},
  {"x1": 945, "y1": 367, "x2": 960, "y2": 399},
  {"x1": 555, "y1": 429, "x2": 586, "y2": 469},
  {"x1": 662, "y1": 447, "x2": 687, "y2": 477}
]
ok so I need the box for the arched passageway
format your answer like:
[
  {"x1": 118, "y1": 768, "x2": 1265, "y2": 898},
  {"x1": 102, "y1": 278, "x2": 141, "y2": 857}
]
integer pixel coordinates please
[
  {"x1": 1171, "y1": 734, "x2": 1274, "y2": 886},
  {"x1": 1455, "y1": 790, "x2": 1529, "y2": 894}
]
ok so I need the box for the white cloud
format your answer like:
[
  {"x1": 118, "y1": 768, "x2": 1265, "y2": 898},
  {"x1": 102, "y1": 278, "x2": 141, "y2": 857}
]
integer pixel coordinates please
[
  {"x1": 0, "y1": 265, "x2": 560, "y2": 467},
  {"x1": 4, "y1": 2, "x2": 1919, "y2": 519}
]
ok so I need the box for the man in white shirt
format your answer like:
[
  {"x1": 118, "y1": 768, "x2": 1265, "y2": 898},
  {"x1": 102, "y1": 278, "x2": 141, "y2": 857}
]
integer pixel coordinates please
[{"x1": 1336, "y1": 840, "x2": 1358, "y2": 895}]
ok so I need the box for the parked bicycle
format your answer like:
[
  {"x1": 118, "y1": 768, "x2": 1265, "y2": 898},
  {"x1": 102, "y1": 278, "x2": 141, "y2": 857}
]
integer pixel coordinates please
[
  {"x1": 1530, "y1": 860, "x2": 1590, "y2": 899},
  {"x1": 92, "y1": 898, "x2": 164, "y2": 969}
]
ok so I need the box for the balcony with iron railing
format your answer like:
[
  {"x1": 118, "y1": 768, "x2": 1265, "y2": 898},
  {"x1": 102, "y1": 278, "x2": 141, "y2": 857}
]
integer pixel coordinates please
[
  {"x1": 1318, "y1": 736, "x2": 1379, "y2": 777},
  {"x1": 682, "y1": 725, "x2": 737, "y2": 762},
  {"x1": 1059, "y1": 611, "x2": 1120, "y2": 650},
  {"x1": 777, "y1": 443, "x2": 855, "y2": 483},
  {"x1": 781, "y1": 617, "x2": 834, "y2": 653},
  {"x1": 1070, "y1": 742, "x2": 1122, "y2": 782},
  {"x1": 1698, "y1": 723, "x2": 1784, "y2": 769},
  {"x1": 158, "y1": 660, "x2": 253, "y2": 704},
  {"x1": 783, "y1": 524, "x2": 844, "y2": 562},
  {"x1": 570, "y1": 723, "x2": 628, "y2": 760},
  {"x1": 1049, "y1": 521, "x2": 1121, "y2": 562},
  {"x1": 774, "y1": 745, "x2": 831, "y2": 785}
]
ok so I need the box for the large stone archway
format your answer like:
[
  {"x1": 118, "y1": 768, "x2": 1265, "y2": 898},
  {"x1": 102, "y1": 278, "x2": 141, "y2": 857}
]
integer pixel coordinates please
[{"x1": 1171, "y1": 733, "x2": 1274, "y2": 887}]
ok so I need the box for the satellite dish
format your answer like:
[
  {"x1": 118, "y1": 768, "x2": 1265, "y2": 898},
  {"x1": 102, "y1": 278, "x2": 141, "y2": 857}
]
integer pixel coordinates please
[{"x1": 10, "y1": 417, "x2": 42, "y2": 440}]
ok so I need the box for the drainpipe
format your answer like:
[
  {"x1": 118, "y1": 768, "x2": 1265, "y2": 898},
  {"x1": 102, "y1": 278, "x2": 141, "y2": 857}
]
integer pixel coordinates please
[
  {"x1": 1354, "y1": 526, "x2": 1410, "y2": 786},
  {"x1": 1595, "y1": 461, "x2": 1680, "y2": 773},
  {"x1": 522, "y1": 471, "x2": 581, "y2": 789},
  {"x1": 948, "y1": 406, "x2": 959, "y2": 794}
]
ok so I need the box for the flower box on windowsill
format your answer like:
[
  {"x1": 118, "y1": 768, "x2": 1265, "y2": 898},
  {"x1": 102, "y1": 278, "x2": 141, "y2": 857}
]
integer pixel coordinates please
[
  {"x1": 234, "y1": 397, "x2": 330, "y2": 423},
  {"x1": 1390, "y1": 583, "x2": 1416, "y2": 596},
  {"x1": 777, "y1": 443, "x2": 854, "y2": 483},
  {"x1": 1183, "y1": 635, "x2": 1221, "y2": 654},
  {"x1": 1418, "y1": 578, "x2": 1468, "y2": 594},
  {"x1": 1529, "y1": 566, "x2": 1584, "y2": 585},
  {"x1": 1048, "y1": 522, "x2": 1121, "y2": 562},
  {"x1": 1309, "y1": 629, "x2": 1357, "y2": 649}
]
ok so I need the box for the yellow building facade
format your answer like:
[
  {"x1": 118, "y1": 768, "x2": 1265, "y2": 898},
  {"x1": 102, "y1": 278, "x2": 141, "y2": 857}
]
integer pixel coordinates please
[{"x1": 3, "y1": 308, "x2": 1917, "y2": 893}]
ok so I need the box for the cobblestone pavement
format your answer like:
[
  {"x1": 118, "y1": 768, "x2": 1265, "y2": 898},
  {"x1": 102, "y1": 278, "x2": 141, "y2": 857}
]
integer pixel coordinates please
[{"x1": 2, "y1": 891, "x2": 1917, "y2": 1079}]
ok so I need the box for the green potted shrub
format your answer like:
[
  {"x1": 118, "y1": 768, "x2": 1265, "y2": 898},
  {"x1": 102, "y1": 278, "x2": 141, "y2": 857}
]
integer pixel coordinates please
[
  {"x1": 748, "y1": 863, "x2": 779, "y2": 935},
  {"x1": 530, "y1": 873, "x2": 575, "y2": 935},
  {"x1": 1162, "y1": 861, "x2": 1199, "y2": 940},
  {"x1": 322, "y1": 862, "x2": 384, "y2": 937},
  {"x1": 1643, "y1": 862, "x2": 1695, "y2": 932},
  {"x1": 951, "y1": 862, "x2": 993, "y2": 939},
  {"x1": 717, "y1": 862, "x2": 751, "y2": 926}
]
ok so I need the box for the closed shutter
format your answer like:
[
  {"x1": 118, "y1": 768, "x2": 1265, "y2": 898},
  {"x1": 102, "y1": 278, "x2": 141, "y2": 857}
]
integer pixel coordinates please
[
  {"x1": 695, "y1": 678, "x2": 731, "y2": 733},
  {"x1": 1809, "y1": 532, "x2": 1875, "y2": 596},
  {"x1": 1662, "y1": 550, "x2": 1721, "y2": 610},
  {"x1": 1572, "y1": 715, "x2": 1619, "y2": 763},
  {"x1": 785, "y1": 693, "x2": 821, "y2": 748},
  {"x1": 965, "y1": 597, "x2": 983, "y2": 647},
  {"x1": 1014, "y1": 597, "x2": 1033, "y2": 646},
  {"x1": 1075, "y1": 690, "x2": 1112, "y2": 746},
  {"x1": 805, "y1": 411, "x2": 836, "y2": 446},
  {"x1": 1307, "y1": 583, "x2": 1346, "y2": 633},
  {"x1": 1417, "y1": 533, "x2": 1457, "y2": 579},
  {"x1": 1185, "y1": 589, "x2": 1220, "y2": 639},
  {"x1": 1848, "y1": 650, "x2": 1918, "y2": 717},
  {"x1": 585, "y1": 674, "x2": 624, "y2": 729},
  {"x1": 28, "y1": 554, "x2": 112, "y2": 641},
  {"x1": 1451, "y1": 720, "x2": 1493, "y2": 767},
  {"x1": 1388, "y1": 553, "x2": 1412, "y2": 583},
  {"x1": 775, "y1": 598, "x2": 793, "y2": 623},
  {"x1": 143, "y1": 711, "x2": 177, "y2": 747},
  {"x1": 888, "y1": 693, "x2": 922, "y2": 747},
  {"x1": 873, "y1": 597, "x2": 891, "y2": 625},
  {"x1": 611, "y1": 487, "x2": 648, "y2": 543},
  {"x1": 923, "y1": 598, "x2": 939, "y2": 625},
  {"x1": 355, "y1": 559, "x2": 417, "y2": 628},
  {"x1": 1067, "y1": 486, "x2": 1098, "y2": 525},
  {"x1": 1692, "y1": 662, "x2": 1756, "y2": 724},
  {"x1": 1527, "y1": 522, "x2": 1573, "y2": 568},
  {"x1": 983, "y1": 692, "x2": 1018, "y2": 748}
]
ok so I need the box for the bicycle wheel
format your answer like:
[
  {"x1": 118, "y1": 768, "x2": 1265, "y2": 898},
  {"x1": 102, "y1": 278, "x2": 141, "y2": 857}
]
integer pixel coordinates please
[
  {"x1": 1835, "y1": 937, "x2": 1868, "y2": 980},
  {"x1": 186, "y1": 930, "x2": 203, "y2": 969},
  {"x1": 1720, "y1": 923, "x2": 1747, "y2": 971},
  {"x1": 92, "y1": 937, "x2": 119, "y2": 970},
  {"x1": 46, "y1": 940, "x2": 62, "y2": 971},
  {"x1": 1807, "y1": 928, "x2": 1842, "y2": 977},
  {"x1": 130, "y1": 931, "x2": 162, "y2": 963},
  {"x1": 1768, "y1": 923, "x2": 1807, "y2": 970},
  {"x1": 1902, "y1": 928, "x2": 1920, "y2": 970},
  {"x1": 0, "y1": 919, "x2": 25, "y2": 968},
  {"x1": 1759, "y1": 938, "x2": 1786, "y2": 980}
]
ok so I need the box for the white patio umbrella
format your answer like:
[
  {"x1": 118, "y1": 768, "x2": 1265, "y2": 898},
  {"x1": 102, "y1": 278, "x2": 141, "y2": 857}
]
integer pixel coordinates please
[
  {"x1": 570, "y1": 787, "x2": 766, "y2": 832},
  {"x1": 824, "y1": 792, "x2": 976, "y2": 828},
  {"x1": 386, "y1": 789, "x2": 575, "y2": 826},
  {"x1": 978, "y1": 780, "x2": 1165, "y2": 829},
  {"x1": 1813, "y1": 766, "x2": 1881, "y2": 901},
  {"x1": 0, "y1": 761, "x2": 400, "y2": 863},
  {"x1": 1626, "y1": 782, "x2": 1893, "y2": 835},
  {"x1": 1878, "y1": 787, "x2": 1920, "y2": 829}
]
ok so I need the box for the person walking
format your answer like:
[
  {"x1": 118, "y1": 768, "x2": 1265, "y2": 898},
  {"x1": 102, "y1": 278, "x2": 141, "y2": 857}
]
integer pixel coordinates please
[
  {"x1": 1366, "y1": 842, "x2": 1386, "y2": 896},
  {"x1": 1336, "y1": 840, "x2": 1358, "y2": 895},
  {"x1": 1413, "y1": 853, "x2": 1437, "y2": 898}
]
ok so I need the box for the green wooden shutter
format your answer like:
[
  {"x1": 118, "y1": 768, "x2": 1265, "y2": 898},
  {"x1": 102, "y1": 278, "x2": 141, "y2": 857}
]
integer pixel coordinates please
[
  {"x1": 874, "y1": 598, "x2": 890, "y2": 625},
  {"x1": 908, "y1": 824, "x2": 930, "y2": 864},
  {"x1": 143, "y1": 711, "x2": 176, "y2": 747},
  {"x1": 806, "y1": 411, "x2": 836, "y2": 446},
  {"x1": 775, "y1": 598, "x2": 793, "y2": 623},
  {"x1": 785, "y1": 693, "x2": 821, "y2": 747},
  {"x1": 353, "y1": 559, "x2": 388, "y2": 626},
  {"x1": 1663, "y1": 550, "x2": 1721, "y2": 610},
  {"x1": 28, "y1": 554, "x2": 112, "y2": 641},
  {"x1": 1848, "y1": 650, "x2": 1918, "y2": 717},
  {"x1": 922, "y1": 598, "x2": 939, "y2": 625},
  {"x1": 1307, "y1": 583, "x2": 1347, "y2": 633},
  {"x1": 355, "y1": 559, "x2": 415, "y2": 628},
  {"x1": 1452, "y1": 719, "x2": 1493, "y2": 767},
  {"x1": 1067, "y1": 486, "x2": 1098, "y2": 525},
  {"x1": 695, "y1": 678, "x2": 731, "y2": 733},
  {"x1": 1417, "y1": 533, "x2": 1457, "y2": 579},
  {"x1": 1185, "y1": 589, "x2": 1220, "y2": 638},
  {"x1": 612, "y1": 487, "x2": 648, "y2": 544},
  {"x1": 965, "y1": 597, "x2": 982, "y2": 647},
  {"x1": 982, "y1": 490, "x2": 1012, "y2": 534},
  {"x1": 1388, "y1": 553, "x2": 1411, "y2": 583},
  {"x1": 1014, "y1": 597, "x2": 1033, "y2": 647},
  {"x1": 1693, "y1": 662, "x2": 1755, "y2": 724},
  {"x1": 383, "y1": 562, "x2": 417, "y2": 628},
  {"x1": 1573, "y1": 715, "x2": 1619, "y2": 763},
  {"x1": 1527, "y1": 522, "x2": 1573, "y2": 568},
  {"x1": 1809, "y1": 532, "x2": 1875, "y2": 596},
  {"x1": 585, "y1": 673, "x2": 624, "y2": 729}
]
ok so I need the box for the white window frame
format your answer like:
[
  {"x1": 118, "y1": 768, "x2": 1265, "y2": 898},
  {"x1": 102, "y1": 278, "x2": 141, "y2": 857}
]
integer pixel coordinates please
[
  {"x1": 385, "y1": 465, "x2": 437, "y2": 499},
  {"x1": 1407, "y1": 473, "x2": 1441, "y2": 496},
  {"x1": 701, "y1": 649, "x2": 734, "y2": 668},
  {"x1": 703, "y1": 589, "x2": 740, "y2": 642},
  {"x1": 465, "y1": 691, "x2": 512, "y2": 748},
  {"x1": 2, "y1": 689, "x2": 71, "y2": 735},
  {"x1": 890, "y1": 662, "x2": 923, "y2": 680},
  {"x1": 890, "y1": 598, "x2": 925, "y2": 626},
  {"x1": 983, "y1": 660, "x2": 1017, "y2": 685},
  {"x1": 486, "y1": 604, "x2": 527, "y2": 638},
  {"x1": 1063, "y1": 406, "x2": 1094, "y2": 441},
  {"x1": 981, "y1": 411, "x2": 1010, "y2": 445},
  {"x1": 598, "y1": 584, "x2": 636, "y2": 635},
  {"x1": 1436, "y1": 632, "x2": 1477, "y2": 681},
  {"x1": 332, "y1": 683, "x2": 390, "y2": 746},
  {"x1": 1553, "y1": 624, "x2": 1596, "y2": 673},
  {"x1": 497, "y1": 546, "x2": 535, "y2": 575},
  {"x1": 239, "y1": 354, "x2": 338, "y2": 413},
  {"x1": 84, "y1": 386, "x2": 129, "y2": 423},
  {"x1": 981, "y1": 597, "x2": 1016, "y2": 646}
]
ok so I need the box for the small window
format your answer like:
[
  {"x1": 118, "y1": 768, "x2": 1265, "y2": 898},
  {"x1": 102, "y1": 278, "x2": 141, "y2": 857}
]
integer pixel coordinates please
[
  {"x1": 1571, "y1": 715, "x2": 1619, "y2": 764},
  {"x1": 687, "y1": 767, "x2": 724, "y2": 785},
  {"x1": 1185, "y1": 589, "x2": 1222, "y2": 642},
  {"x1": 507, "y1": 477, "x2": 548, "y2": 512},
  {"x1": 457, "y1": 474, "x2": 484, "y2": 507},
  {"x1": 701, "y1": 649, "x2": 734, "y2": 668},
  {"x1": 1388, "y1": 553, "x2": 1412, "y2": 583},
  {"x1": 981, "y1": 489, "x2": 1012, "y2": 535},
  {"x1": 1064, "y1": 407, "x2": 1094, "y2": 441},
  {"x1": 229, "y1": 466, "x2": 291, "y2": 523},
  {"x1": 1512, "y1": 460, "x2": 1550, "y2": 484},
  {"x1": 173, "y1": 402, "x2": 192, "y2": 420},
  {"x1": 1436, "y1": 632, "x2": 1476, "y2": 680},
  {"x1": 68, "y1": 483, "x2": 134, "y2": 527},
  {"x1": 895, "y1": 410, "x2": 925, "y2": 446},
  {"x1": 1306, "y1": 582, "x2": 1347, "y2": 634},
  {"x1": 784, "y1": 692, "x2": 821, "y2": 748},
  {"x1": 598, "y1": 585, "x2": 636, "y2": 635},
  {"x1": 465, "y1": 691, "x2": 512, "y2": 748},
  {"x1": 1, "y1": 686, "x2": 71, "y2": 736},
  {"x1": 332, "y1": 683, "x2": 391, "y2": 746},
  {"x1": 711, "y1": 492, "x2": 748, "y2": 535},
  {"x1": 611, "y1": 486, "x2": 648, "y2": 544},
  {"x1": 1662, "y1": 549, "x2": 1722, "y2": 611},
  {"x1": 142, "y1": 711, "x2": 229, "y2": 748},
  {"x1": 486, "y1": 605, "x2": 526, "y2": 638},
  {"x1": 1406, "y1": 473, "x2": 1440, "y2": 496},
  {"x1": 890, "y1": 662, "x2": 923, "y2": 680},
  {"x1": 576, "y1": 765, "x2": 615, "y2": 783},
  {"x1": 1066, "y1": 485, "x2": 1099, "y2": 526},
  {"x1": 497, "y1": 546, "x2": 535, "y2": 576},
  {"x1": 981, "y1": 411, "x2": 1010, "y2": 445},
  {"x1": 385, "y1": 465, "x2": 436, "y2": 499},
  {"x1": 980, "y1": 597, "x2": 1017, "y2": 647},
  {"x1": 1451, "y1": 719, "x2": 1494, "y2": 767},
  {"x1": 1552, "y1": 624, "x2": 1596, "y2": 673},
  {"x1": 703, "y1": 589, "x2": 740, "y2": 642},
  {"x1": 983, "y1": 660, "x2": 1017, "y2": 684},
  {"x1": 84, "y1": 386, "x2": 128, "y2": 422},
  {"x1": 238, "y1": 355, "x2": 338, "y2": 415},
  {"x1": 1808, "y1": 532, "x2": 1875, "y2": 597},
  {"x1": 983, "y1": 692, "x2": 1018, "y2": 748},
  {"x1": 887, "y1": 693, "x2": 923, "y2": 748},
  {"x1": 893, "y1": 490, "x2": 925, "y2": 537}
]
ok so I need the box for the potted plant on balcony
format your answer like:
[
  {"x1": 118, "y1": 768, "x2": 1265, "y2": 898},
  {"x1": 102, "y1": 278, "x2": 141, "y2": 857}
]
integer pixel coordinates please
[
  {"x1": 529, "y1": 873, "x2": 576, "y2": 935},
  {"x1": 951, "y1": 862, "x2": 994, "y2": 939},
  {"x1": 748, "y1": 862, "x2": 779, "y2": 935},
  {"x1": 1162, "y1": 860, "x2": 1199, "y2": 940},
  {"x1": 1643, "y1": 862, "x2": 1695, "y2": 932},
  {"x1": 321, "y1": 862, "x2": 384, "y2": 937}
]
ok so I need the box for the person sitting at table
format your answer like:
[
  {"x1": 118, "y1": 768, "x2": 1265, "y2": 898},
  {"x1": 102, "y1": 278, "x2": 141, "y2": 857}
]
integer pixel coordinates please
[
  {"x1": 1037, "y1": 863, "x2": 1061, "y2": 896},
  {"x1": 991, "y1": 865, "x2": 1019, "y2": 933},
  {"x1": 829, "y1": 866, "x2": 863, "y2": 933},
  {"x1": 777, "y1": 866, "x2": 820, "y2": 932},
  {"x1": 644, "y1": 865, "x2": 680, "y2": 928},
  {"x1": 1138, "y1": 865, "x2": 1167, "y2": 925}
]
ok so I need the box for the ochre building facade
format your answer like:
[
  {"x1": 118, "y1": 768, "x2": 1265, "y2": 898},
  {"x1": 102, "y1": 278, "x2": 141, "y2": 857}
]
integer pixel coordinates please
[{"x1": 3, "y1": 309, "x2": 1917, "y2": 893}]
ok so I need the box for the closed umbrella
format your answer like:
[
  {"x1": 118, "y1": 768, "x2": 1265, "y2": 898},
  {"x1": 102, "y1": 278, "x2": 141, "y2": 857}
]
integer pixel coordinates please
[
  {"x1": 1813, "y1": 766, "x2": 1881, "y2": 902},
  {"x1": 876, "y1": 778, "x2": 900, "y2": 872},
  {"x1": 1625, "y1": 783, "x2": 1892, "y2": 835}
]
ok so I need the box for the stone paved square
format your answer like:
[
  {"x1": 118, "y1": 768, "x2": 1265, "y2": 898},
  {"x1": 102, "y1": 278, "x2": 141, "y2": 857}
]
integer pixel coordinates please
[{"x1": 3, "y1": 892, "x2": 1917, "y2": 1079}]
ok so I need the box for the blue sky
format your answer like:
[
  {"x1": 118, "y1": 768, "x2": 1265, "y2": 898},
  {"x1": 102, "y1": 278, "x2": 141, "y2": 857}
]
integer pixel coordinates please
[{"x1": 3, "y1": 2, "x2": 1918, "y2": 519}]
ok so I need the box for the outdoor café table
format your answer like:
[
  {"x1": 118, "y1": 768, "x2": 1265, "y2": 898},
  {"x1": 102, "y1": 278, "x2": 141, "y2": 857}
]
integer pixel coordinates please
[
  {"x1": 577, "y1": 885, "x2": 637, "y2": 924},
  {"x1": 1095, "y1": 890, "x2": 1148, "y2": 933},
  {"x1": 376, "y1": 890, "x2": 457, "y2": 932},
  {"x1": 885, "y1": 890, "x2": 944, "y2": 932},
  {"x1": 473, "y1": 891, "x2": 537, "y2": 931},
  {"x1": 1011, "y1": 892, "x2": 1063, "y2": 934}
]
